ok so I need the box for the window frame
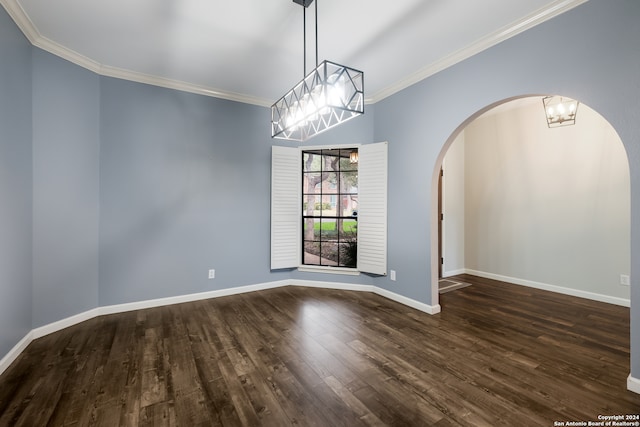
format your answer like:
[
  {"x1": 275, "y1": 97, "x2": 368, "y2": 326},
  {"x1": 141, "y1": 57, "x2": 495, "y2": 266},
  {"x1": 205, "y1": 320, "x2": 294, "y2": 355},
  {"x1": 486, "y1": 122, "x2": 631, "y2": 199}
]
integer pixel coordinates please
[
  {"x1": 301, "y1": 148, "x2": 360, "y2": 269},
  {"x1": 271, "y1": 142, "x2": 387, "y2": 276}
]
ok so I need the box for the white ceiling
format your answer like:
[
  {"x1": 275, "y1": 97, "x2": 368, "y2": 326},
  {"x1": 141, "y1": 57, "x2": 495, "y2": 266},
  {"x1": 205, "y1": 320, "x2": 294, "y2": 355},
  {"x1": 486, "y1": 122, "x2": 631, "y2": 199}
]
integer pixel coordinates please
[{"x1": 2, "y1": 0, "x2": 586, "y2": 106}]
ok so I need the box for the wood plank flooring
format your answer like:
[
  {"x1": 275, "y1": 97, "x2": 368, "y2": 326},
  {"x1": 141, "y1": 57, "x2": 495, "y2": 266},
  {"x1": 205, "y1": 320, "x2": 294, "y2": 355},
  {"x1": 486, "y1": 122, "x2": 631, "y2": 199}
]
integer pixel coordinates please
[{"x1": 1, "y1": 275, "x2": 638, "y2": 426}]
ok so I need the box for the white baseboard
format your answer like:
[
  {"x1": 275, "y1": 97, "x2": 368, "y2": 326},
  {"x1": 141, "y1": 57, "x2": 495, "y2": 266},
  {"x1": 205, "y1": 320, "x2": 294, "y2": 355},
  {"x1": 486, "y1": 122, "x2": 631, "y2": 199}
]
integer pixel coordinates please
[
  {"x1": 628, "y1": 375, "x2": 640, "y2": 395},
  {"x1": 0, "y1": 330, "x2": 33, "y2": 375},
  {"x1": 290, "y1": 280, "x2": 441, "y2": 314},
  {"x1": 373, "y1": 287, "x2": 441, "y2": 314},
  {"x1": 0, "y1": 279, "x2": 440, "y2": 376},
  {"x1": 442, "y1": 269, "x2": 466, "y2": 278},
  {"x1": 32, "y1": 307, "x2": 102, "y2": 340},
  {"x1": 464, "y1": 269, "x2": 630, "y2": 307},
  {"x1": 98, "y1": 280, "x2": 291, "y2": 317}
]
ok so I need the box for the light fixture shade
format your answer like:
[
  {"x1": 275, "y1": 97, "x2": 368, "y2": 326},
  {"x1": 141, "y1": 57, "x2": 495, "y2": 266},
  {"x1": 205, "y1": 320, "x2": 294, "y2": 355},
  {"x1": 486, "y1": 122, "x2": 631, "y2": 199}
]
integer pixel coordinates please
[
  {"x1": 543, "y1": 95, "x2": 579, "y2": 127},
  {"x1": 349, "y1": 150, "x2": 359, "y2": 164},
  {"x1": 271, "y1": 60, "x2": 364, "y2": 141}
]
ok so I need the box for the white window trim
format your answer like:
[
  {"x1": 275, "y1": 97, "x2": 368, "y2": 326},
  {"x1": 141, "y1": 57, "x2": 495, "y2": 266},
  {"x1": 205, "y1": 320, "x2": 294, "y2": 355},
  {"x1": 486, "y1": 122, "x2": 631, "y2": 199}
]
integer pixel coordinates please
[{"x1": 297, "y1": 265, "x2": 361, "y2": 275}]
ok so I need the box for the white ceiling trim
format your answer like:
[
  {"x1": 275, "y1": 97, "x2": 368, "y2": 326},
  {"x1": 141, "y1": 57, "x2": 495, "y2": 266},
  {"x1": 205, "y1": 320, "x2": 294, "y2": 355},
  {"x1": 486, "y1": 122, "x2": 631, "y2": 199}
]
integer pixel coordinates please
[
  {"x1": 0, "y1": 0, "x2": 273, "y2": 106},
  {"x1": 2, "y1": 0, "x2": 587, "y2": 107},
  {"x1": 368, "y1": 0, "x2": 588, "y2": 104}
]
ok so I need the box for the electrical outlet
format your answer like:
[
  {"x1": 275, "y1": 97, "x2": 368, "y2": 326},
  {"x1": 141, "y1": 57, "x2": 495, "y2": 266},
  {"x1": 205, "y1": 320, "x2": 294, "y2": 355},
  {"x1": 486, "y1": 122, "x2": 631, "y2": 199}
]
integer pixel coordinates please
[
  {"x1": 208, "y1": 269, "x2": 215, "y2": 279},
  {"x1": 390, "y1": 270, "x2": 396, "y2": 281},
  {"x1": 620, "y1": 274, "x2": 630, "y2": 286}
]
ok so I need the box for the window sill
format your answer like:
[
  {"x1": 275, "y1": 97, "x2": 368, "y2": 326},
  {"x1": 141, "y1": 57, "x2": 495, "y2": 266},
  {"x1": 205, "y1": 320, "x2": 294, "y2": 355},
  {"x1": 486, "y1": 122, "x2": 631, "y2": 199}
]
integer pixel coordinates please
[{"x1": 297, "y1": 266, "x2": 361, "y2": 276}]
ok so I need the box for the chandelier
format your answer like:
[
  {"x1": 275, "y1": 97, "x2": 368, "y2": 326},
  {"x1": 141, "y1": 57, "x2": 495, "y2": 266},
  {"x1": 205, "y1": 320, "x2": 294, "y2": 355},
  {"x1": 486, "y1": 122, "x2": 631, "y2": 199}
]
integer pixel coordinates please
[
  {"x1": 271, "y1": 0, "x2": 364, "y2": 142},
  {"x1": 542, "y1": 95, "x2": 579, "y2": 128}
]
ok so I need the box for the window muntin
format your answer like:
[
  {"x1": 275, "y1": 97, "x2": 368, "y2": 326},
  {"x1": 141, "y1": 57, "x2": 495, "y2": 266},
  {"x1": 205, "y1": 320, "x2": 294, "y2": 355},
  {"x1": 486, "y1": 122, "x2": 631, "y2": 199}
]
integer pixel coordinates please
[{"x1": 302, "y1": 149, "x2": 358, "y2": 268}]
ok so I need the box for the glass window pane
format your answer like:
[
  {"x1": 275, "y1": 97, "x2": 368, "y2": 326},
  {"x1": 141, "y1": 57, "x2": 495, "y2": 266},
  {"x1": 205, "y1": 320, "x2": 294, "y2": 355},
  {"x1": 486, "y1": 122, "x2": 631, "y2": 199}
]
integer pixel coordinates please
[
  {"x1": 339, "y1": 218, "x2": 358, "y2": 240},
  {"x1": 303, "y1": 151, "x2": 322, "y2": 172},
  {"x1": 338, "y1": 242, "x2": 357, "y2": 268},
  {"x1": 304, "y1": 241, "x2": 321, "y2": 265},
  {"x1": 319, "y1": 196, "x2": 336, "y2": 217},
  {"x1": 322, "y1": 155, "x2": 339, "y2": 173},
  {"x1": 303, "y1": 195, "x2": 321, "y2": 216},
  {"x1": 303, "y1": 173, "x2": 322, "y2": 194},
  {"x1": 337, "y1": 195, "x2": 357, "y2": 217},
  {"x1": 320, "y1": 241, "x2": 339, "y2": 266},
  {"x1": 340, "y1": 149, "x2": 358, "y2": 171},
  {"x1": 303, "y1": 218, "x2": 321, "y2": 240},
  {"x1": 320, "y1": 218, "x2": 339, "y2": 238},
  {"x1": 323, "y1": 172, "x2": 338, "y2": 194},
  {"x1": 340, "y1": 171, "x2": 358, "y2": 193}
]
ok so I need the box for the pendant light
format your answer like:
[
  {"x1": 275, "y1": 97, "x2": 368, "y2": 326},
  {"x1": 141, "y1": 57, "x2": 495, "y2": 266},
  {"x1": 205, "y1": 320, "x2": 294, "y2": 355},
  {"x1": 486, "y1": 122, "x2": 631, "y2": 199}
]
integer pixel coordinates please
[
  {"x1": 271, "y1": 0, "x2": 364, "y2": 142},
  {"x1": 543, "y1": 95, "x2": 579, "y2": 128}
]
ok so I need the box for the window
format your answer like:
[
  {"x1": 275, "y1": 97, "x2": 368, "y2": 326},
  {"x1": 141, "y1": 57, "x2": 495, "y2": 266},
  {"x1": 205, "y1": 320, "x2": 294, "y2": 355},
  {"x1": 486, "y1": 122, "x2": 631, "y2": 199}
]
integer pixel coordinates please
[
  {"x1": 302, "y1": 149, "x2": 359, "y2": 268},
  {"x1": 271, "y1": 142, "x2": 387, "y2": 276}
]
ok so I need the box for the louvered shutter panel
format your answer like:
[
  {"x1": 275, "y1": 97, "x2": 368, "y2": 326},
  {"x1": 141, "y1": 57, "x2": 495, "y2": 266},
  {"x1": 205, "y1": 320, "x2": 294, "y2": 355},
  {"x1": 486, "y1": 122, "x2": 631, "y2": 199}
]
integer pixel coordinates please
[
  {"x1": 357, "y1": 142, "x2": 388, "y2": 275},
  {"x1": 271, "y1": 146, "x2": 301, "y2": 269}
]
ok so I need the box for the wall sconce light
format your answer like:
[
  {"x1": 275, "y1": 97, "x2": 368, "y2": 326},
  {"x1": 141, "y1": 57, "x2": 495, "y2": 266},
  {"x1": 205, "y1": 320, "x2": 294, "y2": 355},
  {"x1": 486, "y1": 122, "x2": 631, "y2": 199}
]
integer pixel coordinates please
[
  {"x1": 349, "y1": 150, "x2": 359, "y2": 164},
  {"x1": 543, "y1": 95, "x2": 579, "y2": 128}
]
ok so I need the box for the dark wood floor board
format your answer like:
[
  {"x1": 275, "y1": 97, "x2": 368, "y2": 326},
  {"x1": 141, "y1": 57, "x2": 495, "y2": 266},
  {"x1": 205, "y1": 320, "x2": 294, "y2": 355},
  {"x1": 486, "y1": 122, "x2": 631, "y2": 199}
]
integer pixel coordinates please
[
  {"x1": 163, "y1": 306, "x2": 216, "y2": 427},
  {"x1": 2, "y1": 275, "x2": 639, "y2": 425},
  {"x1": 247, "y1": 355, "x2": 333, "y2": 426},
  {"x1": 321, "y1": 375, "x2": 386, "y2": 426},
  {"x1": 242, "y1": 290, "x2": 413, "y2": 425},
  {"x1": 315, "y1": 331, "x2": 451, "y2": 425},
  {"x1": 346, "y1": 339, "x2": 478, "y2": 425},
  {"x1": 138, "y1": 401, "x2": 176, "y2": 427},
  {"x1": 49, "y1": 318, "x2": 117, "y2": 426},
  {"x1": 240, "y1": 289, "x2": 368, "y2": 392},
  {"x1": 205, "y1": 295, "x2": 327, "y2": 426},
  {"x1": 200, "y1": 299, "x2": 287, "y2": 425},
  {"x1": 208, "y1": 351, "x2": 259, "y2": 426},
  {"x1": 360, "y1": 334, "x2": 559, "y2": 427}
]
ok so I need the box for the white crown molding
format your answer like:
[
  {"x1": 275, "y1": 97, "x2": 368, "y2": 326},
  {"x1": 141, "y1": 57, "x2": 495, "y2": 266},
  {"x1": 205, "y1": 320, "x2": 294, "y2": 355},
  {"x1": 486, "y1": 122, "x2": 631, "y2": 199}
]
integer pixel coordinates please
[
  {"x1": 98, "y1": 64, "x2": 274, "y2": 107},
  {"x1": 0, "y1": 0, "x2": 273, "y2": 107},
  {"x1": 367, "y1": 0, "x2": 589, "y2": 104},
  {"x1": 2, "y1": 0, "x2": 587, "y2": 107}
]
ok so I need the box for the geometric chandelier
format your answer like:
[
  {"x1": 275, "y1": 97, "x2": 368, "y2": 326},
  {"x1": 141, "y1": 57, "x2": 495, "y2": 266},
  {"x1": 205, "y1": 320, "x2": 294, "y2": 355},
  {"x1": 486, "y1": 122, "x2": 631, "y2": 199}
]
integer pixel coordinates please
[
  {"x1": 542, "y1": 95, "x2": 579, "y2": 128},
  {"x1": 271, "y1": 0, "x2": 364, "y2": 141}
]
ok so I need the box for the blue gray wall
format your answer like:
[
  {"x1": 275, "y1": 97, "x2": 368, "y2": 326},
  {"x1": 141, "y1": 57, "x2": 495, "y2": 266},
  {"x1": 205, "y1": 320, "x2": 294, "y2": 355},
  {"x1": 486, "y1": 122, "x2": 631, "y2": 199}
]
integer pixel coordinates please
[
  {"x1": 98, "y1": 78, "x2": 291, "y2": 305},
  {"x1": 0, "y1": 8, "x2": 33, "y2": 358},
  {"x1": 97, "y1": 78, "x2": 374, "y2": 305},
  {"x1": 32, "y1": 50, "x2": 100, "y2": 327},
  {"x1": 1, "y1": 0, "x2": 639, "y2": 382}
]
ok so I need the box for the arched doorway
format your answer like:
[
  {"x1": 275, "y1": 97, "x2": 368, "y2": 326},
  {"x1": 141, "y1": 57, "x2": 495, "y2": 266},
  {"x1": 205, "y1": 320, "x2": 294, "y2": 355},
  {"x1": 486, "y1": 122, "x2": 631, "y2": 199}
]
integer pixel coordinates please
[{"x1": 430, "y1": 95, "x2": 630, "y2": 309}]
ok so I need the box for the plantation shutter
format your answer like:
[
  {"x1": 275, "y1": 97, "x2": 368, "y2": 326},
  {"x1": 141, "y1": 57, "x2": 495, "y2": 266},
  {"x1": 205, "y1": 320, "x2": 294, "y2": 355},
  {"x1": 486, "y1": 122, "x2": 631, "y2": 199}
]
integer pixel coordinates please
[
  {"x1": 357, "y1": 141, "x2": 388, "y2": 275},
  {"x1": 271, "y1": 146, "x2": 301, "y2": 269}
]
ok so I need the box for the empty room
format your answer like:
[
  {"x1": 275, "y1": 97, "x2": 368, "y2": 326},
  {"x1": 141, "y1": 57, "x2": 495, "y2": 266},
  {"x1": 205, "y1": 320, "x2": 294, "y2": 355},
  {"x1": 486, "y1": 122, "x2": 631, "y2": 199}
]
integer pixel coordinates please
[{"x1": 1, "y1": 0, "x2": 639, "y2": 425}]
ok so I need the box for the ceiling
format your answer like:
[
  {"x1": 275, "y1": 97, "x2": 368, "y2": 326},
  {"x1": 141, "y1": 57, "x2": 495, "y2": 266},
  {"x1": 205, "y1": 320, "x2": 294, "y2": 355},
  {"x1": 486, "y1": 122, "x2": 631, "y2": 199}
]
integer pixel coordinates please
[{"x1": 2, "y1": 0, "x2": 586, "y2": 106}]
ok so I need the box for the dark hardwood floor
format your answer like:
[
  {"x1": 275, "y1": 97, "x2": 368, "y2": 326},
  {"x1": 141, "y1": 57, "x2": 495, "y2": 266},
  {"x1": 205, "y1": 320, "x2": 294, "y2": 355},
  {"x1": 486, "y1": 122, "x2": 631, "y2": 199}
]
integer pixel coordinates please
[{"x1": 1, "y1": 275, "x2": 638, "y2": 426}]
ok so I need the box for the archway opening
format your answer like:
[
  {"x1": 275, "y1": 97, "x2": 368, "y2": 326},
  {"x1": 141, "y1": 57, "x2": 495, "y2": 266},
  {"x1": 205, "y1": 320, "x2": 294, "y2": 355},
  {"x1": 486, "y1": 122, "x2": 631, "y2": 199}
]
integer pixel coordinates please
[{"x1": 430, "y1": 95, "x2": 630, "y2": 309}]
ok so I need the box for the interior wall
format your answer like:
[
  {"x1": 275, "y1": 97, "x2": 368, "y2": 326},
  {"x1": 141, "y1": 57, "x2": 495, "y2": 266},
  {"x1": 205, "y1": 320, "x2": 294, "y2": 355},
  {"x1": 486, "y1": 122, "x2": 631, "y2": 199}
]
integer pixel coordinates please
[
  {"x1": 99, "y1": 78, "x2": 286, "y2": 306},
  {"x1": 0, "y1": 7, "x2": 33, "y2": 359},
  {"x1": 444, "y1": 100, "x2": 630, "y2": 301},
  {"x1": 32, "y1": 49, "x2": 101, "y2": 327},
  {"x1": 97, "y1": 76, "x2": 375, "y2": 306}
]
